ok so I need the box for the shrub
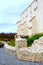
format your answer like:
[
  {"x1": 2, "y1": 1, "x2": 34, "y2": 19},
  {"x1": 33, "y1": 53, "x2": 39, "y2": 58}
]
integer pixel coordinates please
[
  {"x1": 26, "y1": 33, "x2": 43, "y2": 47},
  {"x1": 8, "y1": 39, "x2": 15, "y2": 47},
  {"x1": 26, "y1": 37, "x2": 34, "y2": 47}
]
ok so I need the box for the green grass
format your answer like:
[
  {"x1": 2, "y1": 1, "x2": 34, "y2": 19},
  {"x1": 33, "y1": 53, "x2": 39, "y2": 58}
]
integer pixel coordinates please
[
  {"x1": 26, "y1": 33, "x2": 43, "y2": 47},
  {"x1": 8, "y1": 39, "x2": 15, "y2": 47}
]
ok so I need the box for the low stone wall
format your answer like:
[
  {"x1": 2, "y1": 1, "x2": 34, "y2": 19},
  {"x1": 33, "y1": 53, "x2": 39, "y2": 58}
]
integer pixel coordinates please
[
  {"x1": 16, "y1": 46, "x2": 43, "y2": 63},
  {"x1": 4, "y1": 43, "x2": 16, "y2": 56},
  {"x1": 4, "y1": 37, "x2": 43, "y2": 63},
  {"x1": 15, "y1": 37, "x2": 43, "y2": 63}
]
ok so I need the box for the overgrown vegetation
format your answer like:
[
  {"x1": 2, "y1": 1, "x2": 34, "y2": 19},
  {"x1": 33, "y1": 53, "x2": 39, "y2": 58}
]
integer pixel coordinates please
[
  {"x1": 0, "y1": 33, "x2": 16, "y2": 41},
  {"x1": 0, "y1": 33, "x2": 17, "y2": 47},
  {"x1": 8, "y1": 39, "x2": 15, "y2": 47},
  {"x1": 26, "y1": 33, "x2": 43, "y2": 47}
]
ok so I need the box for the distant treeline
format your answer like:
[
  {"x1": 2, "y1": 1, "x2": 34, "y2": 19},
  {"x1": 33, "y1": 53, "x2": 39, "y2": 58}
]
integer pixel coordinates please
[{"x1": 0, "y1": 33, "x2": 17, "y2": 41}]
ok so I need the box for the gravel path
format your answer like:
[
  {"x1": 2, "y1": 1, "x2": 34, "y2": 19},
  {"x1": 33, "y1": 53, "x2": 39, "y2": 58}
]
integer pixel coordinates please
[{"x1": 0, "y1": 48, "x2": 43, "y2": 65}]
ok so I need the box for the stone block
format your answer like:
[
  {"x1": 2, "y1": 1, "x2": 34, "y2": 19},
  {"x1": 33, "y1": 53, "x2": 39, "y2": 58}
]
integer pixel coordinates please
[{"x1": 15, "y1": 38, "x2": 27, "y2": 49}]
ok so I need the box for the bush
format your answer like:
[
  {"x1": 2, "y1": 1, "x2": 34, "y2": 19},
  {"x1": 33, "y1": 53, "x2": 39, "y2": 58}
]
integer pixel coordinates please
[
  {"x1": 8, "y1": 39, "x2": 15, "y2": 47},
  {"x1": 26, "y1": 37, "x2": 34, "y2": 47},
  {"x1": 26, "y1": 33, "x2": 43, "y2": 47}
]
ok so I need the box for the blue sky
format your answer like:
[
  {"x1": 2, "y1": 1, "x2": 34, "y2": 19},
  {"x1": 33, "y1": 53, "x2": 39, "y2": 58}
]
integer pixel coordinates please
[{"x1": 0, "y1": 0, "x2": 33, "y2": 33}]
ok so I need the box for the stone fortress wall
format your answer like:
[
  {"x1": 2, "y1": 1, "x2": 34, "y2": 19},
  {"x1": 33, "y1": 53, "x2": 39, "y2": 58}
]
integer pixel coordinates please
[{"x1": 17, "y1": 0, "x2": 43, "y2": 37}]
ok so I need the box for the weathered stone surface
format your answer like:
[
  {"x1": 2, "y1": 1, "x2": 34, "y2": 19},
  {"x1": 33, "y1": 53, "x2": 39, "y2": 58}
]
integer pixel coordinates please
[
  {"x1": 4, "y1": 43, "x2": 16, "y2": 55},
  {"x1": 15, "y1": 36, "x2": 43, "y2": 63},
  {"x1": 16, "y1": 47, "x2": 43, "y2": 63},
  {"x1": 32, "y1": 36, "x2": 43, "y2": 46},
  {"x1": 15, "y1": 38, "x2": 27, "y2": 48},
  {"x1": 15, "y1": 38, "x2": 27, "y2": 57}
]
